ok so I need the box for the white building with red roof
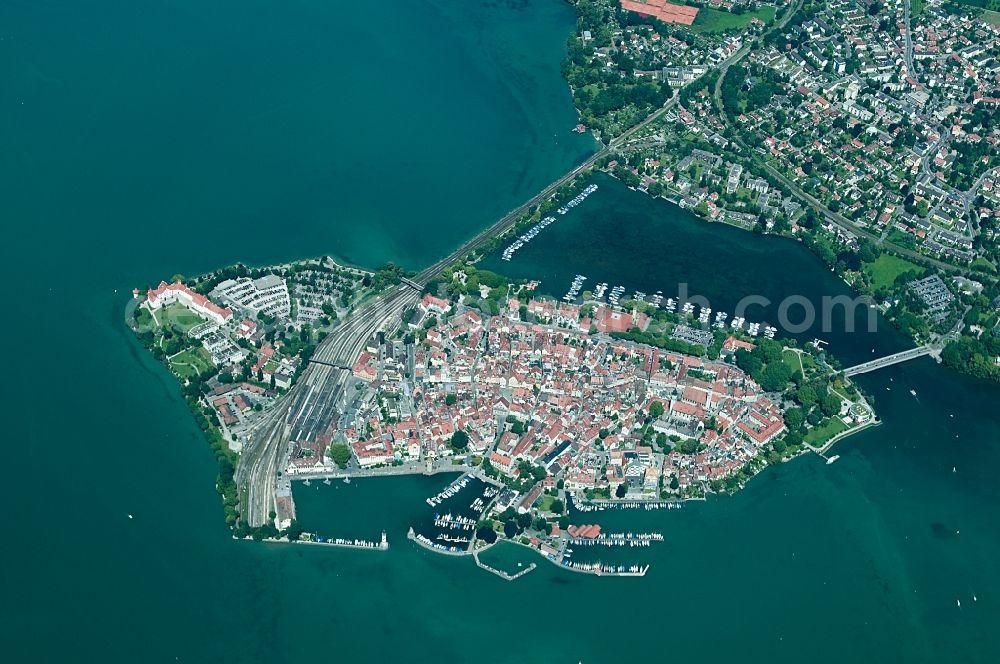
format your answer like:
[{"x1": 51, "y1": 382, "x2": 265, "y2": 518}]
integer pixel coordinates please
[{"x1": 146, "y1": 281, "x2": 233, "y2": 325}]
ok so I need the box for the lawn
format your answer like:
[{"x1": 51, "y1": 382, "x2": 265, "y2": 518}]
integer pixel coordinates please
[
  {"x1": 863, "y1": 254, "x2": 921, "y2": 290},
  {"x1": 982, "y1": 9, "x2": 1000, "y2": 25},
  {"x1": 804, "y1": 416, "x2": 848, "y2": 447},
  {"x1": 169, "y1": 346, "x2": 215, "y2": 379},
  {"x1": 782, "y1": 350, "x2": 803, "y2": 375},
  {"x1": 690, "y1": 6, "x2": 776, "y2": 33},
  {"x1": 971, "y1": 256, "x2": 997, "y2": 273},
  {"x1": 135, "y1": 306, "x2": 154, "y2": 329},
  {"x1": 159, "y1": 302, "x2": 204, "y2": 333}
]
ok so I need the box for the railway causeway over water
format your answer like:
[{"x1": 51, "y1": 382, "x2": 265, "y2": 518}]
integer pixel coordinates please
[{"x1": 233, "y1": 0, "x2": 842, "y2": 531}]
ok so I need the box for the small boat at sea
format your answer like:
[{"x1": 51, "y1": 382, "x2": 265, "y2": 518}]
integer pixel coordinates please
[
  {"x1": 910, "y1": 389, "x2": 917, "y2": 396},
  {"x1": 826, "y1": 455, "x2": 840, "y2": 465}
]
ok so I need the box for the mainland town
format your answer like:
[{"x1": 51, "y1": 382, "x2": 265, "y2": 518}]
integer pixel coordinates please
[{"x1": 129, "y1": 0, "x2": 997, "y2": 577}]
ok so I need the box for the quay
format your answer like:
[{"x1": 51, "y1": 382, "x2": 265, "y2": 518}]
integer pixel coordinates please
[
  {"x1": 287, "y1": 464, "x2": 504, "y2": 488},
  {"x1": 571, "y1": 498, "x2": 685, "y2": 512}
]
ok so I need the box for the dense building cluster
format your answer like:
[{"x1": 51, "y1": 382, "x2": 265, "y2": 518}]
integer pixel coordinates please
[{"x1": 308, "y1": 294, "x2": 788, "y2": 498}]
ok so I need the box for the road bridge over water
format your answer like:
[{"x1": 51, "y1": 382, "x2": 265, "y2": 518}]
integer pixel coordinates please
[{"x1": 843, "y1": 345, "x2": 935, "y2": 377}]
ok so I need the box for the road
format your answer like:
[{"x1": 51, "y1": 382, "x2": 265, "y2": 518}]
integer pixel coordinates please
[
  {"x1": 707, "y1": 0, "x2": 970, "y2": 275},
  {"x1": 842, "y1": 344, "x2": 935, "y2": 376},
  {"x1": 235, "y1": 0, "x2": 807, "y2": 528},
  {"x1": 903, "y1": 0, "x2": 915, "y2": 78}
]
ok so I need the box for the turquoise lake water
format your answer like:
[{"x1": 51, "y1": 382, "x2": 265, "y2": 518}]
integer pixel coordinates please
[{"x1": 2, "y1": 1, "x2": 998, "y2": 662}]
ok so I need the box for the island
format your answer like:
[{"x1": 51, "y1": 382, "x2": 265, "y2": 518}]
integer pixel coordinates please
[{"x1": 127, "y1": 0, "x2": 998, "y2": 577}]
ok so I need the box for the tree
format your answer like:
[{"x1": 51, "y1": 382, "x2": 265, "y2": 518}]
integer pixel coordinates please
[
  {"x1": 821, "y1": 393, "x2": 842, "y2": 417},
  {"x1": 649, "y1": 400, "x2": 665, "y2": 419},
  {"x1": 757, "y1": 362, "x2": 792, "y2": 392},
  {"x1": 735, "y1": 348, "x2": 763, "y2": 376},
  {"x1": 445, "y1": 393, "x2": 456, "y2": 406},
  {"x1": 450, "y1": 430, "x2": 469, "y2": 452},
  {"x1": 754, "y1": 338, "x2": 784, "y2": 365},
  {"x1": 476, "y1": 526, "x2": 497, "y2": 544},
  {"x1": 615, "y1": 483, "x2": 627, "y2": 499},
  {"x1": 796, "y1": 385, "x2": 818, "y2": 406},
  {"x1": 549, "y1": 499, "x2": 565, "y2": 514},
  {"x1": 784, "y1": 407, "x2": 805, "y2": 432},
  {"x1": 284, "y1": 520, "x2": 304, "y2": 542},
  {"x1": 669, "y1": 475, "x2": 679, "y2": 490},
  {"x1": 328, "y1": 443, "x2": 351, "y2": 469},
  {"x1": 503, "y1": 520, "x2": 519, "y2": 539}
]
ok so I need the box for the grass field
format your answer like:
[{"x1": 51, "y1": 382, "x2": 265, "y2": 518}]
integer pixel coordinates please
[
  {"x1": 782, "y1": 349, "x2": 815, "y2": 376},
  {"x1": 982, "y1": 9, "x2": 1000, "y2": 26},
  {"x1": 690, "y1": 6, "x2": 776, "y2": 33},
  {"x1": 169, "y1": 347, "x2": 215, "y2": 379},
  {"x1": 804, "y1": 416, "x2": 848, "y2": 447},
  {"x1": 158, "y1": 302, "x2": 205, "y2": 333},
  {"x1": 863, "y1": 254, "x2": 921, "y2": 290},
  {"x1": 782, "y1": 350, "x2": 803, "y2": 375},
  {"x1": 135, "y1": 306, "x2": 153, "y2": 329},
  {"x1": 971, "y1": 256, "x2": 997, "y2": 273}
]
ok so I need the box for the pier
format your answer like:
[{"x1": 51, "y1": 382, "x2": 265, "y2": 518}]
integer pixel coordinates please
[
  {"x1": 842, "y1": 345, "x2": 935, "y2": 376},
  {"x1": 408, "y1": 527, "x2": 471, "y2": 556},
  {"x1": 559, "y1": 560, "x2": 650, "y2": 577},
  {"x1": 266, "y1": 531, "x2": 388, "y2": 551},
  {"x1": 473, "y1": 549, "x2": 537, "y2": 581}
]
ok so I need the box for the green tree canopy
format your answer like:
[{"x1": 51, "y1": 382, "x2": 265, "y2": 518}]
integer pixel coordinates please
[
  {"x1": 328, "y1": 443, "x2": 351, "y2": 469},
  {"x1": 450, "y1": 430, "x2": 469, "y2": 451}
]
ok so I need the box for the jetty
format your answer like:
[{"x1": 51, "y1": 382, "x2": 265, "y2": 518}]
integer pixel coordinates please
[
  {"x1": 473, "y1": 549, "x2": 537, "y2": 581},
  {"x1": 268, "y1": 531, "x2": 388, "y2": 551},
  {"x1": 408, "y1": 527, "x2": 470, "y2": 556}
]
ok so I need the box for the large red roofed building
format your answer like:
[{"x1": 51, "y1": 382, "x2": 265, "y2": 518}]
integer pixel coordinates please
[
  {"x1": 593, "y1": 306, "x2": 650, "y2": 334},
  {"x1": 723, "y1": 335, "x2": 756, "y2": 353},
  {"x1": 419, "y1": 293, "x2": 450, "y2": 314},
  {"x1": 351, "y1": 439, "x2": 394, "y2": 468},
  {"x1": 146, "y1": 281, "x2": 233, "y2": 325}
]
